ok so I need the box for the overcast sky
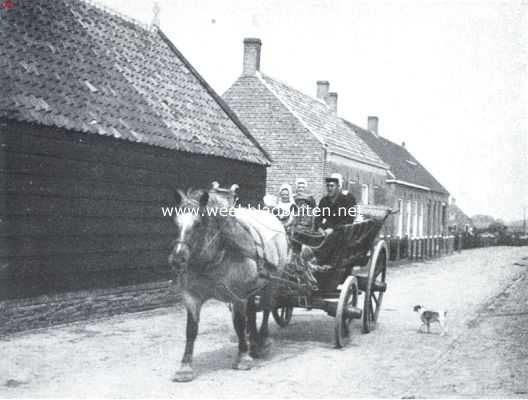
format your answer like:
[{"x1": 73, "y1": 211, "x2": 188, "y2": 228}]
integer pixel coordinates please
[{"x1": 101, "y1": 0, "x2": 527, "y2": 222}]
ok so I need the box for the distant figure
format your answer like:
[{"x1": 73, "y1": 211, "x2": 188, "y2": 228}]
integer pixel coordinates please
[
  {"x1": 292, "y1": 178, "x2": 317, "y2": 233},
  {"x1": 231, "y1": 184, "x2": 240, "y2": 207},
  {"x1": 293, "y1": 178, "x2": 316, "y2": 208},
  {"x1": 276, "y1": 184, "x2": 297, "y2": 225},
  {"x1": 209, "y1": 181, "x2": 239, "y2": 207}
]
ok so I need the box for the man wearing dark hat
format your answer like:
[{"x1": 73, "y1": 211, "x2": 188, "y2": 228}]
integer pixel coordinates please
[
  {"x1": 302, "y1": 173, "x2": 358, "y2": 270},
  {"x1": 315, "y1": 173, "x2": 357, "y2": 233}
]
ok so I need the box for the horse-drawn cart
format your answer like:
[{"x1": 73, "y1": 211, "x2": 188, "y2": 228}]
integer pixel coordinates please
[
  {"x1": 270, "y1": 206, "x2": 396, "y2": 348},
  {"x1": 169, "y1": 188, "x2": 398, "y2": 381}
]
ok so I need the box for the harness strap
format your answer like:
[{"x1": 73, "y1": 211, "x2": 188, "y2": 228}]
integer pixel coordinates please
[
  {"x1": 215, "y1": 282, "x2": 265, "y2": 305},
  {"x1": 231, "y1": 216, "x2": 268, "y2": 273}
]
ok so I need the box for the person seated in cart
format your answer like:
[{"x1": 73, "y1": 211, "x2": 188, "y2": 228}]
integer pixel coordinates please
[
  {"x1": 291, "y1": 178, "x2": 317, "y2": 234},
  {"x1": 293, "y1": 178, "x2": 316, "y2": 209},
  {"x1": 315, "y1": 173, "x2": 357, "y2": 232},
  {"x1": 301, "y1": 173, "x2": 358, "y2": 270}
]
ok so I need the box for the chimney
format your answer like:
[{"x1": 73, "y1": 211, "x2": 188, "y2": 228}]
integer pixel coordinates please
[
  {"x1": 151, "y1": 2, "x2": 160, "y2": 29},
  {"x1": 243, "y1": 38, "x2": 261, "y2": 76},
  {"x1": 316, "y1": 80, "x2": 329, "y2": 100},
  {"x1": 326, "y1": 92, "x2": 338, "y2": 113},
  {"x1": 368, "y1": 116, "x2": 379, "y2": 135}
]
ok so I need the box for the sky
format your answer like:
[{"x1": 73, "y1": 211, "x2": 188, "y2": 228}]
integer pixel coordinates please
[{"x1": 100, "y1": 0, "x2": 528, "y2": 222}]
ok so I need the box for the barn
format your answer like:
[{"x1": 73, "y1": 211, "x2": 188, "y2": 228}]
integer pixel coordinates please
[{"x1": 0, "y1": 0, "x2": 269, "y2": 333}]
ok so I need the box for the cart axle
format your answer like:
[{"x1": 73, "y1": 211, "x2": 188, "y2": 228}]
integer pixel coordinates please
[
  {"x1": 325, "y1": 302, "x2": 362, "y2": 319},
  {"x1": 356, "y1": 275, "x2": 387, "y2": 293},
  {"x1": 372, "y1": 281, "x2": 387, "y2": 292}
]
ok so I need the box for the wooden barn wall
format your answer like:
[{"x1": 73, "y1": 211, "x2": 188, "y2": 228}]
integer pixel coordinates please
[{"x1": 0, "y1": 120, "x2": 266, "y2": 301}]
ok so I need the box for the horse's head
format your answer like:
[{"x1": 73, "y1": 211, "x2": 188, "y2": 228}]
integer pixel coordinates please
[{"x1": 168, "y1": 189, "x2": 210, "y2": 272}]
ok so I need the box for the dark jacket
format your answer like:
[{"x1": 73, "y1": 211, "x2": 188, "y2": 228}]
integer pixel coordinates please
[{"x1": 315, "y1": 192, "x2": 357, "y2": 229}]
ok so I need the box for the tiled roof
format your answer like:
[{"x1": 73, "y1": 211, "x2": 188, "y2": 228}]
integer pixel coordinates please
[
  {"x1": 347, "y1": 121, "x2": 449, "y2": 194},
  {"x1": 257, "y1": 74, "x2": 388, "y2": 169},
  {"x1": 0, "y1": 0, "x2": 268, "y2": 165},
  {"x1": 448, "y1": 203, "x2": 473, "y2": 226}
]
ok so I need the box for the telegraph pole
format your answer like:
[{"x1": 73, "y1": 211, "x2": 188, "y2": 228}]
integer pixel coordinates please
[{"x1": 523, "y1": 206, "x2": 526, "y2": 235}]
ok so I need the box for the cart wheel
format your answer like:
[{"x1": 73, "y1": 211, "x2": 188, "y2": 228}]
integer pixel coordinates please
[
  {"x1": 335, "y1": 275, "x2": 359, "y2": 348},
  {"x1": 272, "y1": 306, "x2": 293, "y2": 327},
  {"x1": 362, "y1": 240, "x2": 388, "y2": 334}
]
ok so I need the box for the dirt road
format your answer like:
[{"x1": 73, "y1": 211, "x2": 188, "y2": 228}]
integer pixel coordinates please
[{"x1": 2, "y1": 246, "x2": 528, "y2": 398}]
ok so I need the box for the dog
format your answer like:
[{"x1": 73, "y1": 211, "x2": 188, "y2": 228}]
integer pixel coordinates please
[{"x1": 413, "y1": 305, "x2": 448, "y2": 336}]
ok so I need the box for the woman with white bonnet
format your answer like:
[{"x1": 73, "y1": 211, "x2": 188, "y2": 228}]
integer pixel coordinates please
[
  {"x1": 293, "y1": 178, "x2": 316, "y2": 208},
  {"x1": 276, "y1": 183, "x2": 297, "y2": 225}
]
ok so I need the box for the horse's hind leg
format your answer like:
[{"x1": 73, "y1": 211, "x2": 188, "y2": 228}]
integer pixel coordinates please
[
  {"x1": 259, "y1": 309, "x2": 272, "y2": 349},
  {"x1": 258, "y1": 286, "x2": 273, "y2": 352},
  {"x1": 247, "y1": 296, "x2": 260, "y2": 358},
  {"x1": 173, "y1": 295, "x2": 202, "y2": 382},
  {"x1": 232, "y1": 301, "x2": 253, "y2": 370}
]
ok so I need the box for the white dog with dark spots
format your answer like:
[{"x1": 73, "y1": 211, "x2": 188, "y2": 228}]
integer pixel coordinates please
[{"x1": 413, "y1": 305, "x2": 448, "y2": 336}]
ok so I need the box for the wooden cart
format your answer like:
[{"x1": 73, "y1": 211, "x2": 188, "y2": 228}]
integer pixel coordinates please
[{"x1": 270, "y1": 206, "x2": 396, "y2": 348}]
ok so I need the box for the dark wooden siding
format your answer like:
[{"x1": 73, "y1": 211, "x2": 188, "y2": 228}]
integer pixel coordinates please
[{"x1": 0, "y1": 120, "x2": 266, "y2": 300}]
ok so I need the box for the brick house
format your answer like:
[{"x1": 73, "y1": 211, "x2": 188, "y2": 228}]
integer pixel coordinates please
[
  {"x1": 0, "y1": 0, "x2": 268, "y2": 327},
  {"x1": 223, "y1": 38, "x2": 388, "y2": 203},
  {"x1": 349, "y1": 119, "x2": 450, "y2": 238}
]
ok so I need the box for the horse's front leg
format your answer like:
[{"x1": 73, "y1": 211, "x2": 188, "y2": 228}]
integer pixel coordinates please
[
  {"x1": 232, "y1": 301, "x2": 253, "y2": 370},
  {"x1": 173, "y1": 296, "x2": 202, "y2": 382},
  {"x1": 247, "y1": 296, "x2": 260, "y2": 358}
]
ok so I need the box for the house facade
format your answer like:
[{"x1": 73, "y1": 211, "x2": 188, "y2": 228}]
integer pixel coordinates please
[
  {"x1": 0, "y1": 0, "x2": 269, "y2": 311},
  {"x1": 223, "y1": 38, "x2": 388, "y2": 203},
  {"x1": 351, "y1": 119, "x2": 450, "y2": 238}
]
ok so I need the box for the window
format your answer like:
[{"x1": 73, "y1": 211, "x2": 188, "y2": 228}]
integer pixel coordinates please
[
  {"x1": 441, "y1": 204, "x2": 447, "y2": 234},
  {"x1": 397, "y1": 199, "x2": 403, "y2": 237},
  {"x1": 418, "y1": 203, "x2": 424, "y2": 237},
  {"x1": 406, "y1": 200, "x2": 412, "y2": 236},
  {"x1": 361, "y1": 184, "x2": 369, "y2": 205},
  {"x1": 412, "y1": 201, "x2": 418, "y2": 237},
  {"x1": 427, "y1": 201, "x2": 432, "y2": 236}
]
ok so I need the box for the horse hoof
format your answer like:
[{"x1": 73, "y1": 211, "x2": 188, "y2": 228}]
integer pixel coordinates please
[
  {"x1": 172, "y1": 365, "x2": 194, "y2": 382},
  {"x1": 233, "y1": 354, "x2": 253, "y2": 371},
  {"x1": 260, "y1": 337, "x2": 273, "y2": 350}
]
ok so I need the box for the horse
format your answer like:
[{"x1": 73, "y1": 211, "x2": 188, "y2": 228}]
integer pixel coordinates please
[{"x1": 168, "y1": 188, "x2": 289, "y2": 382}]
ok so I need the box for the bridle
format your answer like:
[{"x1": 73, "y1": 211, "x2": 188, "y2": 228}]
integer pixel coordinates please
[
  {"x1": 172, "y1": 238, "x2": 191, "y2": 253},
  {"x1": 171, "y1": 209, "x2": 225, "y2": 267}
]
